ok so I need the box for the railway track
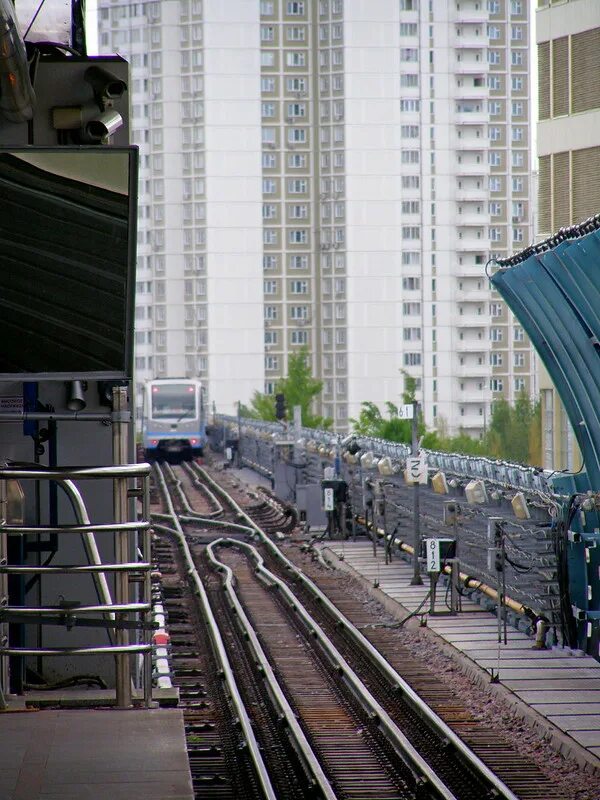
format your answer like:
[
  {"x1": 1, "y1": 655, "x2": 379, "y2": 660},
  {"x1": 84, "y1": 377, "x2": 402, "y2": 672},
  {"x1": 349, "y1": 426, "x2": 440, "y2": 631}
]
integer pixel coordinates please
[{"x1": 150, "y1": 459, "x2": 568, "y2": 799}]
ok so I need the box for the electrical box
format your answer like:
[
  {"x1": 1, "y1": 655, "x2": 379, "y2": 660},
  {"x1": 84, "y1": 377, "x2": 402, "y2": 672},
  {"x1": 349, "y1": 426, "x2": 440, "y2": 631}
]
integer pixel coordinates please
[
  {"x1": 511, "y1": 491, "x2": 530, "y2": 520},
  {"x1": 296, "y1": 483, "x2": 327, "y2": 529},
  {"x1": 431, "y1": 471, "x2": 448, "y2": 494},
  {"x1": 465, "y1": 479, "x2": 488, "y2": 505},
  {"x1": 443, "y1": 500, "x2": 460, "y2": 525}
]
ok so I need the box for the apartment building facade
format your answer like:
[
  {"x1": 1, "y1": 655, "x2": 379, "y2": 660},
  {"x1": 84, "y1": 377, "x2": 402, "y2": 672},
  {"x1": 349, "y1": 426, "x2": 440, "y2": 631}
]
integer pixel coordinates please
[
  {"x1": 98, "y1": 0, "x2": 534, "y2": 433},
  {"x1": 536, "y1": 0, "x2": 600, "y2": 470}
]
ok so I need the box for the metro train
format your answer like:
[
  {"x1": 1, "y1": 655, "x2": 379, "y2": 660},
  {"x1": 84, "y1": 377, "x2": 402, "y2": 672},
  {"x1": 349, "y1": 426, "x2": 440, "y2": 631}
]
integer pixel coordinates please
[{"x1": 141, "y1": 378, "x2": 206, "y2": 462}]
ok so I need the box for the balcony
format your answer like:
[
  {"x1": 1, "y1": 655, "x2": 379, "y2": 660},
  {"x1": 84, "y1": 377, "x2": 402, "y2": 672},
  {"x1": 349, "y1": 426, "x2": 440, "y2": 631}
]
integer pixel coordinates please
[
  {"x1": 456, "y1": 84, "x2": 487, "y2": 101},
  {"x1": 455, "y1": 265, "x2": 487, "y2": 280},
  {"x1": 456, "y1": 187, "x2": 487, "y2": 202},
  {"x1": 456, "y1": 8, "x2": 488, "y2": 24},
  {"x1": 458, "y1": 387, "x2": 493, "y2": 403},
  {"x1": 455, "y1": 315, "x2": 487, "y2": 329},
  {"x1": 455, "y1": 338, "x2": 488, "y2": 353},
  {"x1": 455, "y1": 136, "x2": 486, "y2": 151},
  {"x1": 455, "y1": 110, "x2": 488, "y2": 125},
  {"x1": 455, "y1": 160, "x2": 489, "y2": 177},
  {"x1": 455, "y1": 364, "x2": 491, "y2": 379},
  {"x1": 454, "y1": 31, "x2": 486, "y2": 48},
  {"x1": 456, "y1": 211, "x2": 487, "y2": 225},
  {"x1": 456, "y1": 287, "x2": 489, "y2": 302},
  {"x1": 455, "y1": 58, "x2": 488, "y2": 75}
]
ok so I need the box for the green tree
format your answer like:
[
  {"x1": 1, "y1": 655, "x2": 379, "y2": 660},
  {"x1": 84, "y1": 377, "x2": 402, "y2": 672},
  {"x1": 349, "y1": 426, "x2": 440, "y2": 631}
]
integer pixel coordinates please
[{"x1": 241, "y1": 348, "x2": 331, "y2": 428}]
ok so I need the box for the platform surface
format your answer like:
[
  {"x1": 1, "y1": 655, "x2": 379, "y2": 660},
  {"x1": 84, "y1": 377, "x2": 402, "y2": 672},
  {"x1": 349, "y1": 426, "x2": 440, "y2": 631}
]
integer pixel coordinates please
[
  {"x1": 0, "y1": 707, "x2": 193, "y2": 799},
  {"x1": 321, "y1": 540, "x2": 600, "y2": 765}
]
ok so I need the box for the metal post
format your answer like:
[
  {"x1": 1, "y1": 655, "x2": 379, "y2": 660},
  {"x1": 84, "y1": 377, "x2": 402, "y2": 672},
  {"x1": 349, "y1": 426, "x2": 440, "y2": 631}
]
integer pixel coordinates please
[
  {"x1": 0, "y1": 479, "x2": 8, "y2": 706},
  {"x1": 113, "y1": 386, "x2": 132, "y2": 707},
  {"x1": 142, "y1": 474, "x2": 152, "y2": 707},
  {"x1": 236, "y1": 402, "x2": 242, "y2": 468},
  {"x1": 410, "y1": 400, "x2": 423, "y2": 585}
]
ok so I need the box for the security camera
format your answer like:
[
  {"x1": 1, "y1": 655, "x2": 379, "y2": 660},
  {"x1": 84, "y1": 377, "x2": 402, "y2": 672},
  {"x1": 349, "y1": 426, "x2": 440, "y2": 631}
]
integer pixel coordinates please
[
  {"x1": 84, "y1": 66, "x2": 127, "y2": 105},
  {"x1": 83, "y1": 109, "x2": 124, "y2": 142}
]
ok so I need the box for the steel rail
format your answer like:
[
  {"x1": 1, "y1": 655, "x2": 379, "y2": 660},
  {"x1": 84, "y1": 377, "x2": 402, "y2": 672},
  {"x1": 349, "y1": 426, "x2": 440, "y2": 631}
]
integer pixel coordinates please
[
  {"x1": 194, "y1": 464, "x2": 521, "y2": 800},
  {"x1": 180, "y1": 461, "x2": 224, "y2": 517},
  {"x1": 153, "y1": 463, "x2": 278, "y2": 800},
  {"x1": 206, "y1": 538, "x2": 338, "y2": 800},
  {"x1": 208, "y1": 537, "x2": 459, "y2": 800}
]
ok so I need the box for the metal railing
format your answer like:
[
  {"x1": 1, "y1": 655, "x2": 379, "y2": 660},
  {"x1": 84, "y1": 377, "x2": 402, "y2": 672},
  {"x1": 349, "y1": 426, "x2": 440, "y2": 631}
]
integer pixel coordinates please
[
  {"x1": 0, "y1": 462, "x2": 153, "y2": 707},
  {"x1": 216, "y1": 415, "x2": 555, "y2": 498}
]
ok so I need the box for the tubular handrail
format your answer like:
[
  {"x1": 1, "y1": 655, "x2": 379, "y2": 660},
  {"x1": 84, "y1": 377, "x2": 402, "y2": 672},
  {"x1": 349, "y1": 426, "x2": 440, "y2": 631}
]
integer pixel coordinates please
[
  {"x1": 0, "y1": 464, "x2": 153, "y2": 707},
  {"x1": 0, "y1": 463, "x2": 151, "y2": 480}
]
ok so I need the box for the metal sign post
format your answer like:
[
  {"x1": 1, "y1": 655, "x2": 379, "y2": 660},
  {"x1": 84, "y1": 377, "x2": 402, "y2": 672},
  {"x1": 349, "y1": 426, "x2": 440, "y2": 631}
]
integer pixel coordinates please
[{"x1": 409, "y1": 400, "x2": 423, "y2": 585}]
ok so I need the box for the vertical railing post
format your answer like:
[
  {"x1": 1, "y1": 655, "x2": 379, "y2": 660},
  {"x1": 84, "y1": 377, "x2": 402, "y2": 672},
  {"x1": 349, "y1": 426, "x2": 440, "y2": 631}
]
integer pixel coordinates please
[
  {"x1": 0, "y1": 479, "x2": 8, "y2": 707},
  {"x1": 142, "y1": 473, "x2": 152, "y2": 706},
  {"x1": 113, "y1": 386, "x2": 131, "y2": 707}
]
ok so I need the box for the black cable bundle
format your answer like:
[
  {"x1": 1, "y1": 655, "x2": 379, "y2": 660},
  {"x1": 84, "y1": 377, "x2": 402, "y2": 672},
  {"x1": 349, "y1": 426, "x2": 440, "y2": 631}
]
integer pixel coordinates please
[{"x1": 552, "y1": 497, "x2": 580, "y2": 649}]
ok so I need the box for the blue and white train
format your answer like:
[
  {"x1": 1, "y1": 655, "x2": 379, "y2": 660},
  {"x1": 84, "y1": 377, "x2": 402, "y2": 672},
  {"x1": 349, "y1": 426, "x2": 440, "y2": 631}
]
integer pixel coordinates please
[{"x1": 141, "y1": 378, "x2": 206, "y2": 462}]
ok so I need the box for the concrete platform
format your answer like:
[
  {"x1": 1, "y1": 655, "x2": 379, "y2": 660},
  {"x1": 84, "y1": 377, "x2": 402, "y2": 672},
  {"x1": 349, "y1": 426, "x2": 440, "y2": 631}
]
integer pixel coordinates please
[
  {"x1": 320, "y1": 540, "x2": 600, "y2": 771},
  {"x1": 0, "y1": 707, "x2": 193, "y2": 799}
]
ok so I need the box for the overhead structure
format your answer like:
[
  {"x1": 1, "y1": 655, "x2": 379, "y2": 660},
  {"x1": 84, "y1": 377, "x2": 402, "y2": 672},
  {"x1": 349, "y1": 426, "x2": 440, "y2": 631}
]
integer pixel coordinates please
[{"x1": 491, "y1": 219, "x2": 600, "y2": 493}]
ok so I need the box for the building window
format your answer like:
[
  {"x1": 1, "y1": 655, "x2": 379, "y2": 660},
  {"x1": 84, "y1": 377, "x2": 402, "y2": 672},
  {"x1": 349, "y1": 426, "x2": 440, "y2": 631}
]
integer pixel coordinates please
[
  {"x1": 263, "y1": 255, "x2": 277, "y2": 270},
  {"x1": 514, "y1": 352, "x2": 525, "y2": 367},
  {"x1": 290, "y1": 305, "x2": 308, "y2": 319},
  {"x1": 490, "y1": 327, "x2": 503, "y2": 341},
  {"x1": 290, "y1": 279, "x2": 308, "y2": 293},
  {"x1": 265, "y1": 356, "x2": 279, "y2": 371},
  {"x1": 490, "y1": 378, "x2": 504, "y2": 392},
  {"x1": 286, "y1": 51, "x2": 306, "y2": 67},
  {"x1": 265, "y1": 305, "x2": 278, "y2": 320},
  {"x1": 401, "y1": 150, "x2": 420, "y2": 164},
  {"x1": 404, "y1": 352, "x2": 421, "y2": 366},
  {"x1": 403, "y1": 327, "x2": 421, "y2": 341},
  {"x1": 400, "y1": 74, "x2": 418, "y2": 88},
  {"x1": 514, "y1": 326, "x2": 525, "y2": 341},
  {"x1": 291, "y1": 330, "x2": 308, "y2": 345},
  {"x1": 400, "y1": 22, "x2": 418, "y2": 36},
  {"x1": 290, "y1": 255, "x2": 308, "y2": 269},
  {"x1": 402, "y1": 226, "x2": 420, "y2": 240},
  {"x1": 289, "y1": 230, "x2": 308, "y2": 244},
  {"x1": 288, "y1": 128, "x2": 307, "y2": 143},
  {"x1": 400, "y1": 99, "x2": 420, "y2": 112},
  {"x1": 287, "y1": 1, "x2": 305, "y2": 14},
  {"x1": 288, "y1": 179, "x2": 307, "y2": 193},
  {"x1": 402, "y1": 276, "x2": 420, "y2": 289}
]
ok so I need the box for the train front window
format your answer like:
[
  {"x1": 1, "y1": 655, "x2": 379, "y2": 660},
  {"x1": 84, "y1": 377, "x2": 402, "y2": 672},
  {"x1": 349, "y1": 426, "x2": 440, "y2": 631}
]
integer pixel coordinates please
[{"x1": 151, "y1": 384, "x2": 196, "y2": 419}]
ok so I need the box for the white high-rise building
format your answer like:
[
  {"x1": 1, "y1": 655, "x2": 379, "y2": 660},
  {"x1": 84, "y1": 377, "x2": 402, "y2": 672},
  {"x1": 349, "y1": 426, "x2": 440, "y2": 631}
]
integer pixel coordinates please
[{"x1": 98, "y1": 0, "x2": 533, "y2": 433}]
